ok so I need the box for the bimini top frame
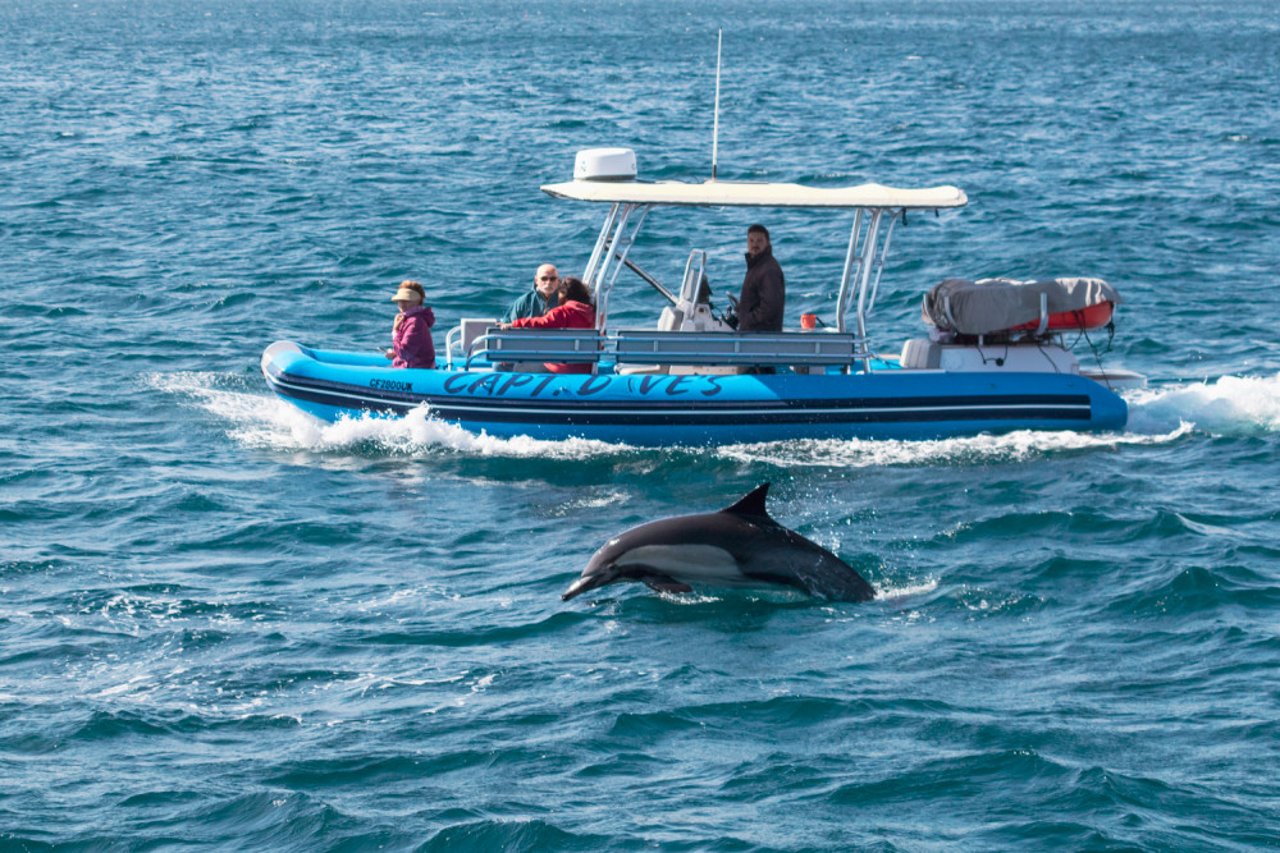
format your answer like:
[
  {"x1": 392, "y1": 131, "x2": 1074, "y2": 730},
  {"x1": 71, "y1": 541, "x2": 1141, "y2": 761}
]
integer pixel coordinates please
[{"x1": 541, "y1": 169, "x2": 967, "y2": 364}]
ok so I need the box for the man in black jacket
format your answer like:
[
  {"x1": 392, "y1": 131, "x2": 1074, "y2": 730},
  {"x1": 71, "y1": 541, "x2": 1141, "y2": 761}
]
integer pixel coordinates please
[{"x1": 737, "y1": 224, "x2": 785, "y2": 332}]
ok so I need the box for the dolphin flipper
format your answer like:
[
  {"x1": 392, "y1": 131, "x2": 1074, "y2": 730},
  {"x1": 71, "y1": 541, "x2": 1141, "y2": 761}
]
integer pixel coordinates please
[
  {"x1": 562, "y1": 568, "x2": 693, "y2": 600},
  {"x1": 640, "y1": 573, "x2": 694, "y2": 594}
]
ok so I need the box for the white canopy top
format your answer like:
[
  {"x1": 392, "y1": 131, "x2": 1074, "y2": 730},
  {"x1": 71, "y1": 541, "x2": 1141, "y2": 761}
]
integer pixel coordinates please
[{"x1": 541, "y1": 178, "x2": 967, "y2": 209}]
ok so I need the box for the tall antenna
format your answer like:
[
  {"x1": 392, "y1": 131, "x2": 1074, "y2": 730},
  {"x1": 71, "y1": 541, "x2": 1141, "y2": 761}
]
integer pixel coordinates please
[{"x1": 711, "y1": 29, "x2": 722, "y2": 181}]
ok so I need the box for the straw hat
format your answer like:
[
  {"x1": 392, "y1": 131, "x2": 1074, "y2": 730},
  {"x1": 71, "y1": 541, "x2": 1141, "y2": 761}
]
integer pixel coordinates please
[{"x1": 390, "y1": 280, "x2": 425, "y2": 303}]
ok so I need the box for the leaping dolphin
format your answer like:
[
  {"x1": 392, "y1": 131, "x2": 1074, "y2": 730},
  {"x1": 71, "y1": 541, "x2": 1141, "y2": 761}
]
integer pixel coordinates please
[{"x1": 561, "y1": 483, "x2": 876, "y2": 602}]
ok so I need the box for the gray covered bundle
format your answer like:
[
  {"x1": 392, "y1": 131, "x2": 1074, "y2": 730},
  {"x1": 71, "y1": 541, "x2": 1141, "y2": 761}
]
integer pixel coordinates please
[{"x1": 922, "y1": 277, "x2": 1120, "y2": 336}]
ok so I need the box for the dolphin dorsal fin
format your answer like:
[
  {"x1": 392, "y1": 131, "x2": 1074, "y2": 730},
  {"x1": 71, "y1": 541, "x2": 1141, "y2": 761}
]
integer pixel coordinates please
[{"x1": 722, "y1": 482, "x2": 772, "y2": 519}]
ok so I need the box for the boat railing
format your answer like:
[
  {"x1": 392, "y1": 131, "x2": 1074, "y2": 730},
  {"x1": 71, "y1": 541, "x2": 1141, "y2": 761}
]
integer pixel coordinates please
[
  {"x1": 444, "y1": 325, "x2": 463, "y2": 367},
  {"x1": 611, "y1": 329, "x2": 860, "y2": 367},
  {"x1": 464, "y1": 328, "x2": 604, "y2": 370},
  {"x1": 460, "y1": 326, "x2": 865, "y2": 372}
]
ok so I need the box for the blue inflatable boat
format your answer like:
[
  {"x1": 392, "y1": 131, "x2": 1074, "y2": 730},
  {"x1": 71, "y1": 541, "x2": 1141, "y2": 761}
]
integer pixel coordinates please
[{"x1": 262, "y1": 148, "x2": 1141, "y2": 446}]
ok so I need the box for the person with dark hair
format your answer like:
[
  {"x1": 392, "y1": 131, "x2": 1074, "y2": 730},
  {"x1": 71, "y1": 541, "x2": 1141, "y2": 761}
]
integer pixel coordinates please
[
  {"x1": 500, "y1": 276, "x2": 596, "y2": 374},
  {"x1": 502, "y1": 263, "x2": 560, "y2": 323},
  {"x1": 384, "y1": 279, "x2": 436, "y2": 369},
  {"x1": 737, "y1": 223, "x2": 785, "y2": 332}
]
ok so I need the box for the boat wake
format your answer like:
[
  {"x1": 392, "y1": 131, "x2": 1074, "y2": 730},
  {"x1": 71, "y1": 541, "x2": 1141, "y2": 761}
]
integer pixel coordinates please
[
  {"x1": 152, "y1": 370, "x2": 1280, "y2": 464},
  {"x1": 720, "y1": 372, "x2": 1280, "y2": 467},
  {"x1": 715, "y1": 427, "x2": 1189, "y2": 468},
  {"x1": 1126, "y1": 372, "x2": 1280, "y2": 435}
]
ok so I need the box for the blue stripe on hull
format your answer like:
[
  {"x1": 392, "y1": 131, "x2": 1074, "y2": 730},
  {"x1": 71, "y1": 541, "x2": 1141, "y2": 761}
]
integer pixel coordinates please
[{"x1": 261, "y1": 342, "x2": 1127, "y2": 445}]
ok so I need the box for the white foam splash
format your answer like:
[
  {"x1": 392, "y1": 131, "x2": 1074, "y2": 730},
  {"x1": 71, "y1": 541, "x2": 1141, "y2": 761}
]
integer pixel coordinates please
[
  {"x1": 1126, "y1": 372, "x2": 1280, "y2": 435},
  {"x1": 148, "y1": 372, "x2": 630, "y2": 459},
  {"x1": 560, "y1": 489, "x2": 632, "y2": 512},
  {"x1": 714, "y1": 426, "x2": 1187, "y2": 468},
  {"x1": 421, "y1": 671, "x2": 496, "y2": 715},
  {"x1": 714, "y1": 372, "x2": 1280, "y2": 465},
  {"x1": 876, "y1": 578, "x2": 939, "y2": 599}
]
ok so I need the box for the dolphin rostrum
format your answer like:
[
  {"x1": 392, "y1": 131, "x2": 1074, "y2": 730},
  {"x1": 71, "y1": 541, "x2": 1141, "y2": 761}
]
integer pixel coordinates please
[{"x1": 561, "y1": 483, "x2": 876, "y2": 602}]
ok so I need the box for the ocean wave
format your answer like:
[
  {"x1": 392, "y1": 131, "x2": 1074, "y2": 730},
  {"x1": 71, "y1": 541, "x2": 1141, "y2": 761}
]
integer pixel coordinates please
[
  {"x1": 940, "y1": 506, "x2": 1192, "y2": 548},
  {"x1": 143, "y1": 791, "x2": 360, "y2": 849},
  {"x1": 63, "y1": 708, "x2": 305, "y2": 745},
  {"x1": 828, "y1": 748, "x2": 1072, "y2": 807},
  {"x1": 1102, "y1": 564, "x2": 1280, "y2": 618},
  {"x1": 358, "y1": 611, "x2": 588, "y2": 649},
  {"x1": 420, "y1": 819, "x2": 607, "y2": 853}
]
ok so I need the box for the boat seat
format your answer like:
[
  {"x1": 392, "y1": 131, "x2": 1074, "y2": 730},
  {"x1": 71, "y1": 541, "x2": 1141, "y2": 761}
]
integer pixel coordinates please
[
  {"x1": 657, "y1": 306, "x2": 683, "y2": 331},
  {"x1": 616, "y1": 364, "x2": 669, "y2": 375},
  {"x1": 469, "y1": 327, "x2": 602, "y2": 367},
  {"x1": 459, "y1": 317, "x2": 499, "y2": 352},
  {"x1": 900, "y1": 338, "x2": 941, "y2": 369},
  {"x1": 613, "y1": 329, "x2": 856, "y2": 367}
]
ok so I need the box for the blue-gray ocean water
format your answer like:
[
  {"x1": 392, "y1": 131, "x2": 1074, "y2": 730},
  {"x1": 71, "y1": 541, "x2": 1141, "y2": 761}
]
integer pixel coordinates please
[{"x1": 4, "y1": 0, "x2": 1279, "y2": 849}]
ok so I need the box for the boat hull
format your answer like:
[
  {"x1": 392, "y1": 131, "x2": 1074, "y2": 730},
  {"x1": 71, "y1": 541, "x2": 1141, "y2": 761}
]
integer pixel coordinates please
[{"x1": 261, "y1": 341, "x2": 1128, "y2": 445}]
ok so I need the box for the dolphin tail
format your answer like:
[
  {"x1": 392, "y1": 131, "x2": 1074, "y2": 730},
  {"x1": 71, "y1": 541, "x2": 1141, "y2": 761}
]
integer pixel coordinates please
[
  {"x1": 823, "y1": 568, "x2": 877, "y2": 602},
  {"x1": 721, "y1": 482, "x2": 773, "y2": 519},
  {"x1": 792, "y1": 551, "x2": 879, "y2": 602}
]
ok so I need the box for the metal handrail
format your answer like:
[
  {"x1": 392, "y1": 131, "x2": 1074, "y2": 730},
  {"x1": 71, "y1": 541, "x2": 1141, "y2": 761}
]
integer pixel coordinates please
[
  {"x1": 679, "y1": 249, "x2": 707, "y2": 304},
  {"x1": 865, "y1": 210, "x2": 900, "y2": 318},
  {"x1": 444, "y1": 325, "x2": 462, "y2": 369},
  {"x1": 463, "y1": 329, "x2": 604, "y2": 371}
]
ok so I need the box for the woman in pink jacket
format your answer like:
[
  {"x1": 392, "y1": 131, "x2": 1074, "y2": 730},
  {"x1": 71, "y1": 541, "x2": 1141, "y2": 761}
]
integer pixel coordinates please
[
  {"x1": 385, "y1": 280, "x2": 436, "y2": 369},
  {"x1": 503, "y1": 276, "x2": 596, "y2": 374}
]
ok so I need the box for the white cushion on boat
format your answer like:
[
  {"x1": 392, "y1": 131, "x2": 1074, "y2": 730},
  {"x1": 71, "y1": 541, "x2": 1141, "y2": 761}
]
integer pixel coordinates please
[
  {"x1": 461, "y1": 317, "x2": 499, "y2": 352},
  {"x1": 616, "y1": 364, "x2": 668, "y2": 375},
  {"x1": 900, "y1": 338, "x2": 941, "y2": 369}
]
